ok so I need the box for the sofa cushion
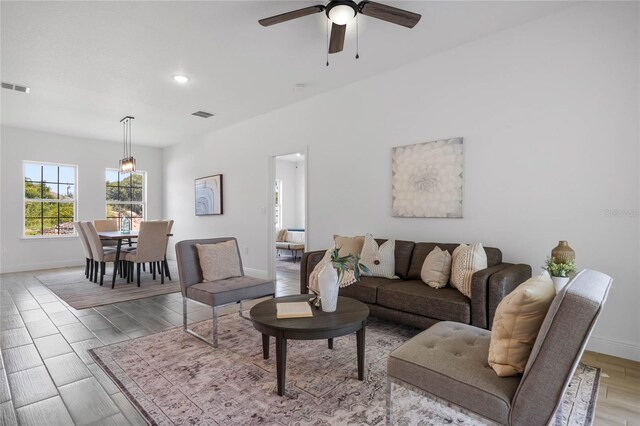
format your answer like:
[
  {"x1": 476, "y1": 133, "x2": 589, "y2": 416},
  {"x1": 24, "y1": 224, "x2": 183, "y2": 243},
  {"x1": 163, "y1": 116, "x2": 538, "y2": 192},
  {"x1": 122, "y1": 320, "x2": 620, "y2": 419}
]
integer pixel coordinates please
[
  {"x1": 421, "y1": 246, "x2": 452, "y2": 288},
  {"x1": 334, "y1": 235, "x2": 364, "y2": 257},
  {"x1": 276, "y1": 229, "x2": 287, "y2": 242},
  {"x1": 451, "y1": 243, "x2": 488, "y2": 298},
  {"x1": 388, "y1": 322, "x2": 521, "y2": 425},
  {"x1": 488, "y1": 273, "x2": 555, "y2": 377},
  {"x1": 375, "y1": 239, "x2": 414, "y2": 279},
  {"x1": 187, "y1": 276, "x2": 274, "y2": 307},
  {"x1": 361, "y1": 234, "x2": 397, "y2": 279},
  {"x1": 407, "y1": 243, "x2": 502, "y2": 280},
  {"x1": 338, "y1": 276, "x2": 394, "y2": 304},
  {"x1": 377, "y1": 280, "x2": 471, "y2": 323}
]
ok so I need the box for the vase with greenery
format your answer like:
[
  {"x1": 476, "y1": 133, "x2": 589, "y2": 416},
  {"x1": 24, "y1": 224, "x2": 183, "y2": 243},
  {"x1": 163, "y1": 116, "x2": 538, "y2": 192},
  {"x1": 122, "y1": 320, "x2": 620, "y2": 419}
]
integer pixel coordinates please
[
  {"x1": 544, "y1": 256, "x2": 577, "y2": 292},
  {"x1": 312, "y1": 247, "x2": 370, "y2": 312}
]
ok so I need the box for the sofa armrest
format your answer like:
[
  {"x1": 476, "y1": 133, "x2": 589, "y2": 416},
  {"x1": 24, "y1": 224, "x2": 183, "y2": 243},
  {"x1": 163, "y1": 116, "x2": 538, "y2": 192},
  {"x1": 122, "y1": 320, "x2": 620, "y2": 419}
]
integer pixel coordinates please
[
  {"x1": 300, "y1": 250, "x2": 327, "y2": 294},
  {"x1": 487, "y1": 263, "x2": 532, "y2": 328},
  {"x1": 470, "y1": 263, "x2": 512, "y2": 329}
]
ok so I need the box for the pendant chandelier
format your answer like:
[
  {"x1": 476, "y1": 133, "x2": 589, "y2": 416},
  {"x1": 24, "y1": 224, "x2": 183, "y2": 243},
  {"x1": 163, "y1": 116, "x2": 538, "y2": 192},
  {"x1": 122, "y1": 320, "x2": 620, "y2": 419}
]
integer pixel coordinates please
[{"x1": 119, "y1": 116, "x2": 136, "y2": 173}]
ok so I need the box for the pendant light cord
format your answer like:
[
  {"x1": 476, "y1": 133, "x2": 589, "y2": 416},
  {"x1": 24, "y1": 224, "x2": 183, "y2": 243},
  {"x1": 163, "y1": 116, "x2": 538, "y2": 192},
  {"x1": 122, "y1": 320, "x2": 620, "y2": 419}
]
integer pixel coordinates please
[
  {"x1": 326, "y1": 19, "x2": 330, "y2": 67},
  {"x1": 356, "y1": 14, "x2": 359, "y2": 59}
]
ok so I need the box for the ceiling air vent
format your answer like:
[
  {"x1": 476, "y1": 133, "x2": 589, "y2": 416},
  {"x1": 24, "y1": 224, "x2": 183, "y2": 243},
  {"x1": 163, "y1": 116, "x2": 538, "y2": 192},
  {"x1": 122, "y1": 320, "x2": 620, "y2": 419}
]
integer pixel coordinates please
[
  {"x1": 192, "y1": 111, "x2": 214, "y2": 118},
  {"x1": 1, "y1": 81, "x2": 30, "y2": 93}
]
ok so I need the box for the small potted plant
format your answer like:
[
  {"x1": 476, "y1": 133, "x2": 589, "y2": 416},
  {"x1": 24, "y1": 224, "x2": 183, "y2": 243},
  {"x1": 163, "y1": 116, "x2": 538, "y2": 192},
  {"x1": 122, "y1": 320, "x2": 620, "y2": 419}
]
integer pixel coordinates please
[
  {"x1": 313, "y1": 247, "x2": 370, "y2": 312},
  {"x1": 544, "y1": 256, "x2": 577, "y2": 292}
]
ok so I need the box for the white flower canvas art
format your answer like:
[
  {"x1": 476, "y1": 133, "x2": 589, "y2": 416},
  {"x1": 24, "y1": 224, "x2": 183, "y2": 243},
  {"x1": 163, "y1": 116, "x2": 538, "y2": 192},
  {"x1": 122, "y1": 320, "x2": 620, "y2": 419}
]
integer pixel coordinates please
[{"x1": 392, "y1": 138, "x2": 464, "y2": 218}]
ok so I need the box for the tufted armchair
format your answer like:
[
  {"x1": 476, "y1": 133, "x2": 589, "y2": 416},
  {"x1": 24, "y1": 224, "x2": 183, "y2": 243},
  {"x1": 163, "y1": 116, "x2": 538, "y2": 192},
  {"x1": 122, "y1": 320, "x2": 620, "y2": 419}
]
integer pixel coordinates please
[{"x1": 386, "y1": 269, "x2": 611, "y2": 425}]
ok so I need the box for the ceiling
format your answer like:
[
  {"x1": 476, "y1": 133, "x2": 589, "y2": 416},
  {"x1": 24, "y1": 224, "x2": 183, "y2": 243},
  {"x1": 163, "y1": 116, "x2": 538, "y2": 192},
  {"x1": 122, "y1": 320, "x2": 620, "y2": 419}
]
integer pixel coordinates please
[{"x1": 1, "y1": 1, "x2": 574, "y2": 148}]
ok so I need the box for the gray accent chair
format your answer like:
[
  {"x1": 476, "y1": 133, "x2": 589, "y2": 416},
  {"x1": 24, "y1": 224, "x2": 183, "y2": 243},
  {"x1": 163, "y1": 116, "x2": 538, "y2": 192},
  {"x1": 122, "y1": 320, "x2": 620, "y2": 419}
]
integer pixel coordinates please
[
  {"x1": 176, "y1": 237, "x2": 275, "y2": 347},
  {"x1": 386, "y1": 269, "x2": 612, "y2": 425}
]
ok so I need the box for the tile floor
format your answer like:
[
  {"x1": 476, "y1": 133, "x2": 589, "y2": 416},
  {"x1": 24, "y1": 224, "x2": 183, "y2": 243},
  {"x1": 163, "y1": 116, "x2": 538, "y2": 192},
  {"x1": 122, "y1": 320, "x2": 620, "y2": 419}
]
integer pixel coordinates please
[{"x1": 0, "y1": 261, "x2": 299, "y2": 425}]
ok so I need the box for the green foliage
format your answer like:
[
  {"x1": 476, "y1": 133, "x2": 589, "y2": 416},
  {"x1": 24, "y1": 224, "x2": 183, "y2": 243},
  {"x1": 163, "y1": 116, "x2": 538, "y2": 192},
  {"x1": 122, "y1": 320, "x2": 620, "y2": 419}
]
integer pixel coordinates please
[
  {"x1": 106, "y1": 173, "x2": 143, "y2": 202},
  {"x1": 24, "y1": 179, "x2": 52, "y2": 199},
  {"x1": 544, "y1": 256, "x2": 576, "y2": 278},
  {"x1": 330, "y1": 247, "x2": 371, "y2": 283}
]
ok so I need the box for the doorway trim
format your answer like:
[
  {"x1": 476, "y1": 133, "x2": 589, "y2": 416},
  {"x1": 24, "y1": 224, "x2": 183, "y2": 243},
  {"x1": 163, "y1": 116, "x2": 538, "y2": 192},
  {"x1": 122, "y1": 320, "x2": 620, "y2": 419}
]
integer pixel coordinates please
[{"x1": 267, "y1": 148, "x2": 309, "y2": 282}]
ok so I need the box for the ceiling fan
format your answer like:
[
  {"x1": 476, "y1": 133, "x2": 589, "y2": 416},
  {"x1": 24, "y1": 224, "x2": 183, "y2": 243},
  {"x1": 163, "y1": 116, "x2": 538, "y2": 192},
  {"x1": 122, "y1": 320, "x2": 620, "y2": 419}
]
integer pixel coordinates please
[{"x1": 259, "y1": 1, "x2": 421, "y2": 54}]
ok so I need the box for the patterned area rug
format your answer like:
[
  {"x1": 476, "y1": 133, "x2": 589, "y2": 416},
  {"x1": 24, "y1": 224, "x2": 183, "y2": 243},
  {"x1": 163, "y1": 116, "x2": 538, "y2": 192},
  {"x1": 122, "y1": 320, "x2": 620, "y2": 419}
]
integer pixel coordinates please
[
  {"x1": 89, "y1": 315, "x2": 599, "y2": 426},
  {"x1": 36, "y1": 267, "x2": 180, "y2": 310}
]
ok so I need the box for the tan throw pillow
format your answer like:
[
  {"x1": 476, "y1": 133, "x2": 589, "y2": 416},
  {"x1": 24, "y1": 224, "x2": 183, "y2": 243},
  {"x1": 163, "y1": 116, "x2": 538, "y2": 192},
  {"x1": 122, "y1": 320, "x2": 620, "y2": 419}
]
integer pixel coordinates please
[
  {"x1": 421, "y1": 246, "x2": 452, "y2": 288},
  {"x1": 196, "y1": 241, "x2": 242, "y2": 282},
  {"x1": 276, "y1": 229, "x2": 287, "y2": 242},
  {"x1": 333, "y1": 235, "x2": 365, "y2": 258},
  {"x1": 360, "y1": 234, "x2": 397, "y2": 279},
  {"x1": 450, "y1": 243, "x2": 487, "y2": 298},
  {"x1": 488, "y1": 274, "x2": 556, "y2": 377}
]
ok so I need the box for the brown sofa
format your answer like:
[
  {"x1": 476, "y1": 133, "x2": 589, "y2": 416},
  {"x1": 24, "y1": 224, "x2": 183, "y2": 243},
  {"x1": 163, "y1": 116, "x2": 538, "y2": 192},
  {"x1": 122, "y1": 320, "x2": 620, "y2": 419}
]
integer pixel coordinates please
[{"x1": 300, "y1": 240, "x2": 532, "y2": 330}]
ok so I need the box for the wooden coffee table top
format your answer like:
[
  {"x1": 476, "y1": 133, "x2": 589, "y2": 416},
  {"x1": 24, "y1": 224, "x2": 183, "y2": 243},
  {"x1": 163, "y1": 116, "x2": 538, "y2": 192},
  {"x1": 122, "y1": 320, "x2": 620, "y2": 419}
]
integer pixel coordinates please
[{"x1": 250, "y1": 294, "x2": 369, "y2": 334}]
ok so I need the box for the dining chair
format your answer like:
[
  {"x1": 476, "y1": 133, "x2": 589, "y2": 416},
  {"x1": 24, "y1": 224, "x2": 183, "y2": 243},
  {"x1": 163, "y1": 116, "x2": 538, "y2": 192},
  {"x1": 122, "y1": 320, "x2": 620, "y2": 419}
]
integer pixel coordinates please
[
  {"x1": 81, "y1": 221, "x2": 117, "y2": 286},
  {"x1": 94, "y1": 219, "x2": 119, "y2": 247},
  {"x1": 123, "y1": 221, "x2": 169, "y2": 287},
  {"x1": 74, "y1": 221, "x2": 93, "y2": 279}
]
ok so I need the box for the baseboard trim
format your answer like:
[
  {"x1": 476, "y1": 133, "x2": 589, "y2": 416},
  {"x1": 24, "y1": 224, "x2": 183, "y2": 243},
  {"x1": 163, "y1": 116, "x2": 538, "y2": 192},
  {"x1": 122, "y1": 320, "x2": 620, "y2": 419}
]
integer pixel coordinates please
[
  {"x1": 588, "y1": 335, "x2": 640, "y2": 362},
  {"x1": 244, "y1": 267, "x2": 269, "y2": 280},
  {"x1": 0, "y1": 259, "x2": 85, "y2": 274}
]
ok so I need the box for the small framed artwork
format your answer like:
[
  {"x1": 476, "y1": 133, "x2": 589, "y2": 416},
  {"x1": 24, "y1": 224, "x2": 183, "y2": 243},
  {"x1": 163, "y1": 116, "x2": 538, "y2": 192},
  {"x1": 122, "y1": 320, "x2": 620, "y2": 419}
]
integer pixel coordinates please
[{"x1": 195, "y1": 174, "x2": 223, "y2": 216}]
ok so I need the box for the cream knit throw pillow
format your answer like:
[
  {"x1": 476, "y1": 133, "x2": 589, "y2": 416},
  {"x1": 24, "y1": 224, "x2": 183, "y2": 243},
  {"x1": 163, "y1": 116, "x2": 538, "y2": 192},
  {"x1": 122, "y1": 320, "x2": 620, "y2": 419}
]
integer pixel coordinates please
[
  {"x1": 421, "y1": 246, "x2": 452, "y2": 288},
  {"x1": 450, "y1": 243, "x2": 487, "y2": 298},
  {"x1": 360, "y1": 234, "x2": 397, "y2": 279},
  {"x1": 196, "y1": 240, "x2": 242, "y2": 282}
]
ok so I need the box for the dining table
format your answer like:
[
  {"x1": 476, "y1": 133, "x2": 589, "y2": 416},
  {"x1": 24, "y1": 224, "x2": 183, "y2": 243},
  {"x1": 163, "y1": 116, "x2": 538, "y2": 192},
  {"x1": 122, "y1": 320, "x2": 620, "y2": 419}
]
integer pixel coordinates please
[{"x1": 98, "y1": 230, "x2": 139, "y2": 287}]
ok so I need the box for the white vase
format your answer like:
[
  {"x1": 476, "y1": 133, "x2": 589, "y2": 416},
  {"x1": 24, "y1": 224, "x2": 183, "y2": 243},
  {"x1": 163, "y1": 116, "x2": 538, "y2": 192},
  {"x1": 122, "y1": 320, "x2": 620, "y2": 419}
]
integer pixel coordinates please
[
  {"x1": 317, "y1": 263, "x2": 339, "y2": 312},
  {"x1": 551, "y1": 276, "x2": 570, "y2": 292}
]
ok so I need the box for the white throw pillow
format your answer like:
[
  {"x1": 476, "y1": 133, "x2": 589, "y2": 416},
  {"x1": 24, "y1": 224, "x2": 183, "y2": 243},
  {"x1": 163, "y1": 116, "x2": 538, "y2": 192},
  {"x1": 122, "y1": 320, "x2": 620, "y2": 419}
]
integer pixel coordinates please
[
  {"x1": 450, "y1": 243, "x2": 487, "y2": 298},
  {"x1": 421, "y1": 246, "x2": 452, "y2": 288},
  {"x1": 360, "y1": 234, "x2": 397, "y2": 279},
  {"x1": 196, "y1": 240, "x2": 243, "y2": 282}
]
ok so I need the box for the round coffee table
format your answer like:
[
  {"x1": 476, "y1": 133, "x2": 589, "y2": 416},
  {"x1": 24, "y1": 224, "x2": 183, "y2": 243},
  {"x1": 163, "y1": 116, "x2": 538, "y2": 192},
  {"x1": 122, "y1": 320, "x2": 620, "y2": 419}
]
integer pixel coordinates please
[{"x1": 250, "y1": 294, "x2": 370, "y2": 396}]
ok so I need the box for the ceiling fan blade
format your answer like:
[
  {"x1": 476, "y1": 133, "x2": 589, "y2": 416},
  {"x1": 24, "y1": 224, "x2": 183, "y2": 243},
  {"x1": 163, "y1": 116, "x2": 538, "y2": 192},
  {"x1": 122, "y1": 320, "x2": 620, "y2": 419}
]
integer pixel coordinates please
[
  {"x1": 328, "y1": 23, "x2": 346, "y2": 54},
  {"x1": 259, "y1": 5, "x2": 325, "y2": 27},
  {"x1": 358, "y1": 1, "x2": 421, "y2": 28}
]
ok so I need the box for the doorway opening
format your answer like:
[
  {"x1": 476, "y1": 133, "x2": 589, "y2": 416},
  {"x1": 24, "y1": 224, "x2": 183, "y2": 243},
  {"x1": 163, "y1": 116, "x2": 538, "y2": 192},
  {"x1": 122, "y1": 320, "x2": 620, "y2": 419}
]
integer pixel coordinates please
[{"x1": 271, "y1": 152, "x2": 306, "y2": 295}]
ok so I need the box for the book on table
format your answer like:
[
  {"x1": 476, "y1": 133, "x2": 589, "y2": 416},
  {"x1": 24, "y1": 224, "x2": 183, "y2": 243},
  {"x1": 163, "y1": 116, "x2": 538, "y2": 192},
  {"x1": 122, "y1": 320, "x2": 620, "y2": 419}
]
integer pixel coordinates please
[{"x1": 276, "y1": 302, "x2": 313, "y2": 319}]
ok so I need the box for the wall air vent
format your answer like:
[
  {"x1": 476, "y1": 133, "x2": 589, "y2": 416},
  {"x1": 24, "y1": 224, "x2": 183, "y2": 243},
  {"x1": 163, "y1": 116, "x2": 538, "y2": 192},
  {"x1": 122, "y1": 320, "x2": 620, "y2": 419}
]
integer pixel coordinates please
[
  {"x1": 191, "y1": 111, "x2": 214, "y2": 118},
  {"x1": 1, "y1": 82, "x2": 30, "y2": 93}
]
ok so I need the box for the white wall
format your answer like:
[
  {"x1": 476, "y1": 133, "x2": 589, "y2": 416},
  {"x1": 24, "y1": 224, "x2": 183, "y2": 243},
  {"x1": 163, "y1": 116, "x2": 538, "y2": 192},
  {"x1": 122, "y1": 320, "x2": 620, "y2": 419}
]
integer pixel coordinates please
[
  {"x1": 275, "y1": 159, "x2": 300, "y2": 229},
  {"x1": 0, "y1": 126, "x2": 165, "y2": 272},
  {"x1": 295, "y1": 158, "x2": 306, "y2": 230},
  {"x1": 163, "y1": 2, "x2": 640, "y2": 360}
]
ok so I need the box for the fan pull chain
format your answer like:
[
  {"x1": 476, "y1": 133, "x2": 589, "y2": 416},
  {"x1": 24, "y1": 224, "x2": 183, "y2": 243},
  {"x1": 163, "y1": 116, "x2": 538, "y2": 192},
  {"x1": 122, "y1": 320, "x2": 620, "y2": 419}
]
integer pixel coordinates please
[
  {"x1": 355, "y1": 14, "x2": 360, "y2": 59},
  {"x1": 326, "y1": 18, "x2": 330, "y2": 66}
]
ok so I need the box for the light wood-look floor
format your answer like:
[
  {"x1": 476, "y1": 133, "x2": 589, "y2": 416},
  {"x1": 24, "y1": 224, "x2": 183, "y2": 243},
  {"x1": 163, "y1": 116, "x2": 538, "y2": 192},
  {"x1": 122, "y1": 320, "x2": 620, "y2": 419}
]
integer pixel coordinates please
[{"x1": 582, "y1": 351, "x2": 640, "y2": 425}]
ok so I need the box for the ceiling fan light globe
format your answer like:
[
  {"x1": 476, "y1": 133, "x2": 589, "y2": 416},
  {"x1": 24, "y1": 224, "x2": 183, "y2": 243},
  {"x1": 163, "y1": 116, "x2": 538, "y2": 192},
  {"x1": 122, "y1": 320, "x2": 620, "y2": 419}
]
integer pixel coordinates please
[{"x1": 328, "y1": 4, "x2": 356, "y2": 25}]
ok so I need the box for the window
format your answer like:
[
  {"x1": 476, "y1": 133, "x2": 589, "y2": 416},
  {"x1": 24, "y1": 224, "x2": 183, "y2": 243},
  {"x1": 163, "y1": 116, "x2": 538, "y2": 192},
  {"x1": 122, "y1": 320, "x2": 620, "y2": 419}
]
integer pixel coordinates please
[
  {"x1": 274, "y1": 179, "x2": 283, "y2": 229},
  {"x1": 24, "y1": 162, "x2": 77, "y2": 237},
  {"x1": 105, "y1": 169, "x2": 146, "y2": 230}
]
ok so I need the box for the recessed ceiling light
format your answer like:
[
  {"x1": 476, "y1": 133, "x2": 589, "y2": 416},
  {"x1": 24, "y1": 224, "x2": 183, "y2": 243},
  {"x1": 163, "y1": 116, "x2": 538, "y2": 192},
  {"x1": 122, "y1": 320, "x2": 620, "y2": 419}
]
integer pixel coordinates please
[{"x1": 173, "y1": 75, "x2": 190, "y2": 84}]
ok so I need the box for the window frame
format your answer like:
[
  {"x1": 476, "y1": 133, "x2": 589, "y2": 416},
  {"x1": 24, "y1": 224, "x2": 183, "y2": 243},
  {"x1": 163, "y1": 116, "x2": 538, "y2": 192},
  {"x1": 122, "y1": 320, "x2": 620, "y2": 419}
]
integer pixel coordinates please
[
  {"x1": 23, "y1": 160, "x2": 78, "y2": 239},
  {"x1": 275, "y1": 179, "x2": 283, "y2": 229},
  {"x1": 105, "y1": 168, "x2": 147, "y2": 229}
]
